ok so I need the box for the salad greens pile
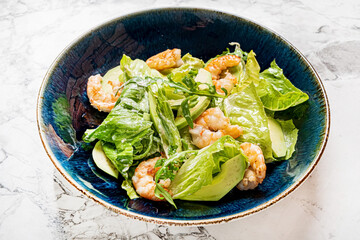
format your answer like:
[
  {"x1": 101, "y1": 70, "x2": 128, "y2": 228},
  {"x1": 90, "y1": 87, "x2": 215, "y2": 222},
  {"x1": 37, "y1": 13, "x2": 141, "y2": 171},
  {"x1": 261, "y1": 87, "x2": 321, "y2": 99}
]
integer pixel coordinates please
[{"x1": 83, "y1": 43, "x2": 309, "y2": 207}]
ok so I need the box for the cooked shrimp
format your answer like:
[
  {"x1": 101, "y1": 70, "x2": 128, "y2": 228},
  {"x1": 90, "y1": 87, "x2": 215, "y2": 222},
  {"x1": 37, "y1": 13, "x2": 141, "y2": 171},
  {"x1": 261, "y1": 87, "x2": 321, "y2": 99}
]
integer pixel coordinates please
[
  {"x1": 87, "y1": 74, "x2": 122, "y2": 112},
  {"x1": 189, "y1": 107, "x2": 243, "y2": 148},
  {"x1": 188, "y1": 125, "x2": 224, "y2": 149},
  {"x1": 146, "y1": 49, "x2": 183, "y2": 71},
  {"x1": 132, "y1": 157, "x2": 171, "y2": 201},
  {"x1": 237, "y1": 143, "x2": 266, "y2": 190},
  {"x1": 205, "y1": 55, "x2": 241, "y2": 94},
  {"x1": 205, "y1": 55, "x2": 241, "y2": 80},
  {"x1": 213, "y1": 71, "x2": 238, "y2": 95}
]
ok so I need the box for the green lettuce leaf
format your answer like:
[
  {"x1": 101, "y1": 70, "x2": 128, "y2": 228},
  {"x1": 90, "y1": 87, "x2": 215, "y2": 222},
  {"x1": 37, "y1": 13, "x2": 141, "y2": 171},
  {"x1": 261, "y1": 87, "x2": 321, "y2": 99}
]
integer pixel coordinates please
[
  {"x1": 180, "y1": 96, "x2": 194, "y2": 128},
  {"x1": 275, "y1": 119, "x2": 299, "y2": 160},
  {"x1": 101, "y1": 142, "x2": 134, "y2": 177},
  {"x1": 173, "y1": 69, "x2": 214, "y2": 129},
  {"x1": 120, "y1": 54, "x2": 164, "y2": 80},
  {"x1": 83, "y1": 78, "x2": 152, "y2": 144},
  {"x1": 170, "y1": 136, "x2": 246, "y2": 199},
  {"x1": 179, "y1": 127, "x2": 198, "y2": 150},
  {"x1": 154, "y1": 150, "x2": 198, "y2": 207},
  {"x1": 148, "y1": 79, "x2": 182, "y2": 157},
  {"x1": 224, "y1": 83, "x2": 273, "y2": 161},
  {"x1": 119, "y1": 54, "x2": 184, "y2": 102},
  {"x1": 83, "y1": 77, "x2": 156, "y2": 176},
  {"x1": 83, "y1": 77, "x2": 160, "y2": 199},
  {"x1": 257, "y1": 60, "x2": 309, "y2": 111},
  {"x1": 122, "y1": 179, "x2": 139, "y2": 199},
  {"x1": 165, "y1": 70, "x2": 222, "y2": 99},
  {"x1": 166, "y1": 53, "x2": 204, "y2": 82},
  {"x1": 235, "y1": 50, "x2": 260, "y2": 92},
  {"x1": 120, "y1": 165, "x2": 138, "y2": 199}
]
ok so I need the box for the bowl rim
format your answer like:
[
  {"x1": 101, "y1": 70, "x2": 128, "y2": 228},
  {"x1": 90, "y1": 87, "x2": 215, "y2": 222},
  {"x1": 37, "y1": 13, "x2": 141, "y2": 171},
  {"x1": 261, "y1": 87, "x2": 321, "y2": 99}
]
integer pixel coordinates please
[{"x1": 36, "y1": 7, "x2": 330, "y2": 226}]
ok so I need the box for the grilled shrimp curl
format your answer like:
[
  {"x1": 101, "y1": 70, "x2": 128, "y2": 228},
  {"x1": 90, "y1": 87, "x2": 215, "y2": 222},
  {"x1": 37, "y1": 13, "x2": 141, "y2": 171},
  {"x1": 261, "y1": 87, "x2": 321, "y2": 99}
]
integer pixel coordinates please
[
  {"x1": 132, "y1": 157, "x2": 171, "y2": 201},
  {"x1": 204, "y1": 55, "x2": 241, "y2": 94},
  {"x1": 146, "y1": 49, "x2": 184, "y2": 71},
  {"x1": 237, "y1": 143, "x2": 266, "y2": 190},
  {"x1": 87, "y1": 74, "x2": 122, "y2": 112},
  {"x1": 189, "y1": 107, "x2": 243, "y2": 149}
]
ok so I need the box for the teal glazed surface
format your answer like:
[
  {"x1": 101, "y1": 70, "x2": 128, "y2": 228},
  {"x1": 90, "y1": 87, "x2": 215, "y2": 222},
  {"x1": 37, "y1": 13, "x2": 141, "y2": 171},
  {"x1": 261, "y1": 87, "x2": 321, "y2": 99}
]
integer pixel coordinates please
[{"x1": 37, "y1": 8, "x2": 330, "y2": 225}]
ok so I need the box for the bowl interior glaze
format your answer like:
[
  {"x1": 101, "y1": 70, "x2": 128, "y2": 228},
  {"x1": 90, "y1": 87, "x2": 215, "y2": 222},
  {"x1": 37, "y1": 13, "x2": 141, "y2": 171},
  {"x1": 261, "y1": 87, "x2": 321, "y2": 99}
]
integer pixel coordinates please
[{"x1": 37, "y1": 8, "x2": 329, "y2": 225}]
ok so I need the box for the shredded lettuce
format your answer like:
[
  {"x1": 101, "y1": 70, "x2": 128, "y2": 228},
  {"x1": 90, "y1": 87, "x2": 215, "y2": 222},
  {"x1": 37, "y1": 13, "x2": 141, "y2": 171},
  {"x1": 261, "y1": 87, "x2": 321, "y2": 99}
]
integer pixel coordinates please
[{"x1": 257, "y1": 60, "x2": 309, "y2": 111}]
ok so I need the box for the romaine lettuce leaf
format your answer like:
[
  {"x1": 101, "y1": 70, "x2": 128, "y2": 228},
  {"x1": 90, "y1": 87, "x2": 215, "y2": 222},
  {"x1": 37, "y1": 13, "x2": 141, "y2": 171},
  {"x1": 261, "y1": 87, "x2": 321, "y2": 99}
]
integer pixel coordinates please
[
  {"x1": 83, "y1": 78, "x2": 153, "y2": 148},
  {"x1": 154, "y1": 150, "x2": 198, "y2": 207},
  {"x1": 120, "y1": 165, "x2": 138, "y2": 199},
  {"x1": 275, "y1": 119, "x2": 299, "y2": 160},
  {"x1": 179, "y1": 127, "x2": 198, "y2": 150},
  {"x1": 101, "y1": 141, "x2": 133, "y2": 176},
  {"x1": 235, "y1": 50, "x2": 260, "y2": 92},
  {"x1": 148, "y1": 79, "x2": 182, "y2": 157},
  {"x1": 120, "y1": 54, "x2": 164, "y2": 80},
  {"x1": 160, "y1": 53, "x2": 204, "y2": 101},
  {"x1": 83, "y1": 78, "x2": 156, "y2": 188},
  {"x1": 173, "y1": 69, "x2": 215, "y2": 129},
  {"x1": 122, "y1": 178, "x2": 139, "y2": 199},
  {"x1": 170, "y1": 136, "x2": 245, "y2": 199},
  {"x1": 224, "y1": 83, "x2": 273, "y2": 161},
  {"x1": 165, "y1": 71, "x2": 222, "y2": 99},
  {"x1": 166, "y1": 53, "x2": 204, "y2": 82},
  {"x1": 257, "y1": 60, "x2": 309, "y2": 111}
]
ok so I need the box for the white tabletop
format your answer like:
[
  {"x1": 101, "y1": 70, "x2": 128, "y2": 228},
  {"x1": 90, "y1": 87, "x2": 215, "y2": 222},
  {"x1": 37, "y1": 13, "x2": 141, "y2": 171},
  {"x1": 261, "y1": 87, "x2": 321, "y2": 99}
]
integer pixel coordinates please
[{"x1": 1, "y1": 0, "x2": 359, "y2": 239}]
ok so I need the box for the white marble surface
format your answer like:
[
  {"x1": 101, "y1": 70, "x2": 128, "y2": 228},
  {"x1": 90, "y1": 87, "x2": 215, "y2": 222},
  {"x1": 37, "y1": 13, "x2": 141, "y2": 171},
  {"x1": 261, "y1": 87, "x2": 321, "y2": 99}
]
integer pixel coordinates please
[{"x1": 1, "y1": 0, "x2": 360, "y2": 239}]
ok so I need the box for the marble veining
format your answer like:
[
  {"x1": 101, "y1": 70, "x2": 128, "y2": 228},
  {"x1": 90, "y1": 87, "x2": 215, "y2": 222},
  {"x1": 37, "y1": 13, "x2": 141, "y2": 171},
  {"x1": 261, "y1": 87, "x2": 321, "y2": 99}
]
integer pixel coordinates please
[{"x1": 0, "y1": 0, "x2": 360, "y2": 239}]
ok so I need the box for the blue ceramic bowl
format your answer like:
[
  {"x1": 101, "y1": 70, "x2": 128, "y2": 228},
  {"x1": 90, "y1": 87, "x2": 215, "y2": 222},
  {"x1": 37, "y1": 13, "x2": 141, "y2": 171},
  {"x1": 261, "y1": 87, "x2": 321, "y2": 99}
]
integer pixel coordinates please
[{"x1": 37, "y1": 8, "x2": 330, "y2": 225}]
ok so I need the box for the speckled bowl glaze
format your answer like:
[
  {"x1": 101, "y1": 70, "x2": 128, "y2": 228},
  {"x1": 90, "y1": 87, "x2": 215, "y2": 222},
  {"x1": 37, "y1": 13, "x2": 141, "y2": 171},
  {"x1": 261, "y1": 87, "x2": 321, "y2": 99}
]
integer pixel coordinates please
[{"x1": 37, "y1": 8, "x2": 330, "y2": 226}]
